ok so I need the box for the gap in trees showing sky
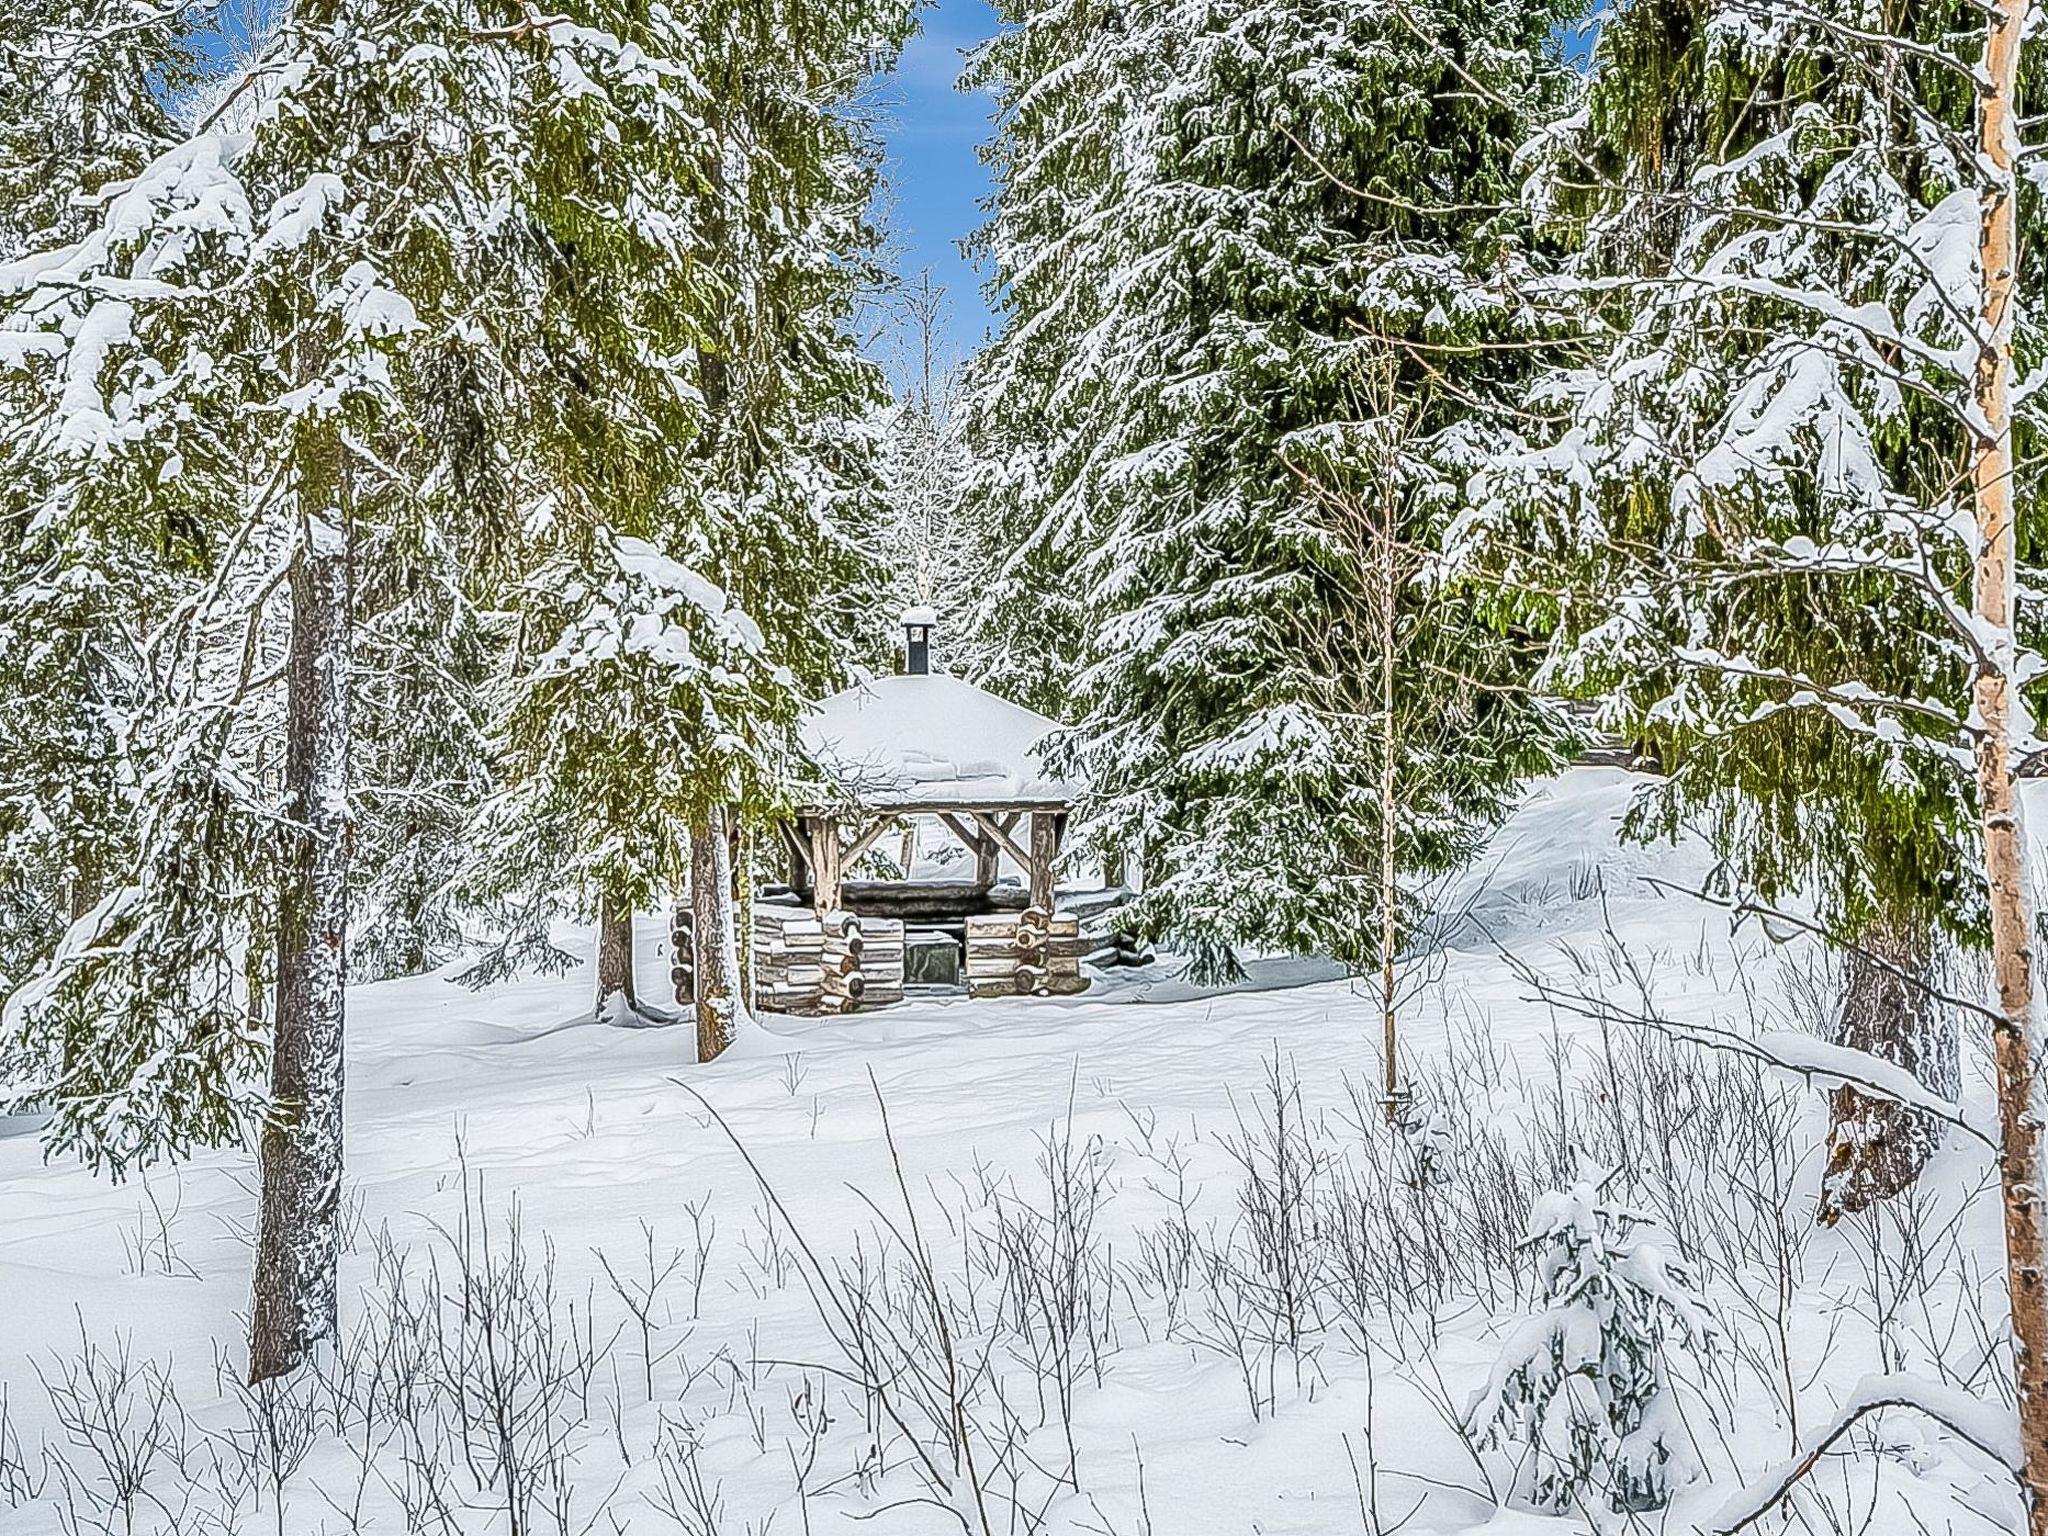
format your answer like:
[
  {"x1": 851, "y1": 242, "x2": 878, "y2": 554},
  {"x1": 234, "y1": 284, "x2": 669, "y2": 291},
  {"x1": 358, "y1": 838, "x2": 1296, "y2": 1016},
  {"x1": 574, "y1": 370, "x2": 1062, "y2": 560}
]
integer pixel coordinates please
[{"x1": 873, "y1": 0, "x2": 1000, "y2": 381}]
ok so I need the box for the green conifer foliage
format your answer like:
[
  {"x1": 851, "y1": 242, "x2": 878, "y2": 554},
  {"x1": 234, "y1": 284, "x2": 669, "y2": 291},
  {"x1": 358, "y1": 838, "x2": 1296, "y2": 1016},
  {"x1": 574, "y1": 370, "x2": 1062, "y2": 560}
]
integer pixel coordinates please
[
  {"x1": 968, "y1": 0, "x2": 1578, "y2": 975},
  {"x1": 1468, "y1": 0, "x2": 2047, "y2": 944}
]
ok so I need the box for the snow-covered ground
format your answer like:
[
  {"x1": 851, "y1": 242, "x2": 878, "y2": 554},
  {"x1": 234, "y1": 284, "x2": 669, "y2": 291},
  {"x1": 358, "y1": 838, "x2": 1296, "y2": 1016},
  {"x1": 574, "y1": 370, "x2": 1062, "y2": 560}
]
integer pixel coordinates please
[{"x1": 0, "y1": 770, "x2": 2024, "y2": 1534}]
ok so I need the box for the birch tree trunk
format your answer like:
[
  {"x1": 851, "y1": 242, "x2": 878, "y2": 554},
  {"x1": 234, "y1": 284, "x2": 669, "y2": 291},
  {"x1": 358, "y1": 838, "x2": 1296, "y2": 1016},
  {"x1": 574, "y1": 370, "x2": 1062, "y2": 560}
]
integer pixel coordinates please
[
  {"x1": 1378, "y1": 500, "x2": 1400, "y2": 1123},
  {"x1": 1819, "y1": 910, "x2": 1956, "y2": 1223},
  {"x1": 250, "y1": 487, "x2": 352, "y2": 1385},
  {"x1": 1972, "y1": 3, "x2": 2048, "y2": 1523},
  {"x1": 596, "y1": 889, "x2": 637, "y2": 1016},
  {"x1": 692, "y1": 805, "x2": 743, "y2": 1062}
]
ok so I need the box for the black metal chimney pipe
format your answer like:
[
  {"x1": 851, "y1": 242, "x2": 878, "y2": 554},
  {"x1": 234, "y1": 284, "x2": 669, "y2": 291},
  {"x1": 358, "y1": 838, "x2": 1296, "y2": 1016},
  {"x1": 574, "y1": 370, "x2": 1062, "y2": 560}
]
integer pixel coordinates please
[{"x1": 902, "y1": 608, "x2": 935, "y2": 675}]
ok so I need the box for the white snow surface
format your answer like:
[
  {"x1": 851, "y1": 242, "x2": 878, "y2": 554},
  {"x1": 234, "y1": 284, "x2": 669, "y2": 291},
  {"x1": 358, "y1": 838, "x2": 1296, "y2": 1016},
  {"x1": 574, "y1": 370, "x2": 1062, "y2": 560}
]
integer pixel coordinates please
[
  {"x1": 799, "y1": 670, "x2": 1083, "y2": 807},
  {"x1": 0, "y1": 770, "x2": 2027, "y2": 1534}
]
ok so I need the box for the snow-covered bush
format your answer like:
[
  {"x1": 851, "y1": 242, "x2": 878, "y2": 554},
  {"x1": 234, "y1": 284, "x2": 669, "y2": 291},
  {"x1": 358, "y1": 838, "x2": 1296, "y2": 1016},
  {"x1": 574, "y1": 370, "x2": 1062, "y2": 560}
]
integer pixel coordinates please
[{"x1": 1467, "y1": 1178, "x2": 1718, "y2": 1514}]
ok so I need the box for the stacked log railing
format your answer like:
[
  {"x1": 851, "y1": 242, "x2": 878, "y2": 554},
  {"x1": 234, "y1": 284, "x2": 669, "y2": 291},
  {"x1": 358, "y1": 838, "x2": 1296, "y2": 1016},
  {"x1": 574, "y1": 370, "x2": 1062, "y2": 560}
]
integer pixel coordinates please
[
  {"x1": 750, "y1": 906, "x2": 825, "y2": 1013},
  {"x1": 966, "y1": 908, "x2": 1087, "y2": 998},
  {"x1": 670, "y1": 909, "x2": 695, "y2": 1005},
  {"x1": 676, "y1": 901, "x2": 1075, "y2": 1012},
  {"x1": 819, "y1": 911, "x2": 864, "y2": 1014},
  {"x1": 742, "y1": 905, "x2": 905, "y2": 1016}
]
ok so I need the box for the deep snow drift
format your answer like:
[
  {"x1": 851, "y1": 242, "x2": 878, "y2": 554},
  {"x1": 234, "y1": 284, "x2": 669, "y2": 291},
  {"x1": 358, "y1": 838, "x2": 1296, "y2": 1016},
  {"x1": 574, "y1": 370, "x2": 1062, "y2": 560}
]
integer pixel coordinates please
[{"x1": 0, "y1": 770, "x2": 2024, "y2": 1533}]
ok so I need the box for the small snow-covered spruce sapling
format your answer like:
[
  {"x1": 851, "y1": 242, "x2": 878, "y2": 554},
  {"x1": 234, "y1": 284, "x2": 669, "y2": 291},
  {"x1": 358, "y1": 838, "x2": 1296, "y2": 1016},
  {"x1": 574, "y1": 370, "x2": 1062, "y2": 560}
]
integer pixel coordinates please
[{"x1": 1466, "y1": 1178, "x2": 1718, "y2": 1514}]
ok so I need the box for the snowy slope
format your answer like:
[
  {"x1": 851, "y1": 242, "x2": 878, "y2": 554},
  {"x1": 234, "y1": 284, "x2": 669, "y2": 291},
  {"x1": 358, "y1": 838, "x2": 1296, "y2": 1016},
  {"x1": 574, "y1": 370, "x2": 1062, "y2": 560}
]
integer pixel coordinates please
[{"x1": 0, "y1": 769, "x2": 2022, "y2": 1535}]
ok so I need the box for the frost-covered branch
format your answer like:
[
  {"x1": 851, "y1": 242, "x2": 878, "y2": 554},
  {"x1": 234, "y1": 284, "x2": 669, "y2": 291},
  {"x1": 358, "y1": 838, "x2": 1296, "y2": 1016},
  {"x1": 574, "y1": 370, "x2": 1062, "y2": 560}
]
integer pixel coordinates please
[
  {"x1": 1504, "y1": 943, "x2": 1997, "y2": 1150},
  {"x1": 1714, "y1": 1374, "x2": 2020, "y2": 1532}
]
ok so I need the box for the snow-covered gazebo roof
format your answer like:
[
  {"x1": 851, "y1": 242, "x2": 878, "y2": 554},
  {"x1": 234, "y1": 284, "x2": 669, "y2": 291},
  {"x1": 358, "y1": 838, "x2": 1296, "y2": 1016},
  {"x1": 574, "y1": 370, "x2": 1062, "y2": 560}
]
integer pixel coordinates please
[{"x1": 798, "y1": 671, "x2": 1081, "y2": 813}]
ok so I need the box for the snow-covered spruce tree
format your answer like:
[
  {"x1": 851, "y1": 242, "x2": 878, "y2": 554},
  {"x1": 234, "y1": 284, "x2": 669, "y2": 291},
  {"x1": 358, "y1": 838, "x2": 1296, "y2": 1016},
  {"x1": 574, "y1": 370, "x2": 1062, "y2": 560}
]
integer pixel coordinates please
[
  {"x1": 1467, "y1": 1179, "x2": 1718, "y2": 1513},
  {"x1": 465, "y1": 0, "x2": 907, "y2": 1053},
  {"x1": 967, "y1": 0, "x2": 1576, "y2": 981},
  {"x1": 1462, "y1": 0, "x2": 2045, "y2": 1220},
  {"x1": 1466, "y1": 0, "x2": 2048, "y2": 1516},
  {"x1": 955, "y1": 0, "x2": 1159, "y2": 717},
  {"x1": 680, "y1": 0, "x2": 907, "y2": 1059},
  {"x1": 465, "y1": 529, "x2": 794, "y2": 1028},
  {"x1": 879, "y1": 274, "x2": 973, "y2": 629},
  {"x1": 350, "y1": 514, "x2": 497, "y2": 984},
  {"x1": 0, "y1": 0, "x2": 202, "y2": 259},
  {"x1": 0, "y1": 0, "x2": 207, "y2": 995},
  {"x1": 1, "y1": 0, "x2": 803, "y2": 1378}
]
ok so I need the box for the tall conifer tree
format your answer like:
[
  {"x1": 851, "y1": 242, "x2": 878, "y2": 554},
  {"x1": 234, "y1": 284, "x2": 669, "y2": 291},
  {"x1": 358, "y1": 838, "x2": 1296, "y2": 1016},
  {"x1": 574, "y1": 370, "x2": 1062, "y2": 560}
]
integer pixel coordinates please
[
  {"x1": 968, "y1": 0, "x2": 1576, "y2": 985},
  {"x1": 1465, "y1": 0, "x2": 2045, "y2": 1217},
  {"x1": 0, "y1": 0, "x2": 894, "y2": 1374}
]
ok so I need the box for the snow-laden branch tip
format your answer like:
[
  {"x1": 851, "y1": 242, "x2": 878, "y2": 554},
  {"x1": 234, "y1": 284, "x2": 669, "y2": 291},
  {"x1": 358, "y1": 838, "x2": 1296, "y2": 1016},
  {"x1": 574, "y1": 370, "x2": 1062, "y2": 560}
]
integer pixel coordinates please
[
  {"x1": 1504, "y1": 951, "x2": 1997, "y2": 1150},
  {"x1": 1715, "y1": 1373, "x2": 2020, "y2": 1532}
]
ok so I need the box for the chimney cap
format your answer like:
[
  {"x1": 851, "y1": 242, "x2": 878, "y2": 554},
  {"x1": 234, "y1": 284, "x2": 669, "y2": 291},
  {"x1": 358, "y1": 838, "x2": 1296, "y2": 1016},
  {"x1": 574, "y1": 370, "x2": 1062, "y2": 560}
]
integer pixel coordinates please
[{"x1": 900, "y1": 606, "x2": 938, "y2": 628}]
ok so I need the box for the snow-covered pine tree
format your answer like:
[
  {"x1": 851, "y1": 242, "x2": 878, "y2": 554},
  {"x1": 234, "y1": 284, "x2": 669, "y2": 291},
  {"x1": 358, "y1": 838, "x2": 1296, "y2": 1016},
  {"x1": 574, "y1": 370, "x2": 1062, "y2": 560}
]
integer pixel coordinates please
[
  {"x1": 0, "y1": 0, "x2": 207, "y2": 995},
  {"x1": 0, "y1": 4, "x2": 278, "y2": 1162},
  {"x1": 878, "y1": 274, "x2": 973, "y2": 630},
  {"x1": 1462, "y1": 0, "x2": 2044, "y2": 1219},
  {"x1": 958, "y1": 0, "x2": 1153, "y2": 717},
  {"x1": 680, "y1": 0, "x2": 909, "y2": 1058},
  {"x1": 1467, "y1": 1179, "x2": 1718, "y2": 1513},
  {"x1": 350, "y1": 514, "x2": 497, "y2": 984},
  {"x1": 968, "y1": 0, "x2": 1576, "y2": 980},
  {"x1": 0, "y1": 0, "x2": 202, "y2": 259},
  {"x1": 465, "y1": 528, "x2": 795, "y2": 1021},
  {"x1": 463, "y1": 0, "x2": 908, "y2": 1052}
]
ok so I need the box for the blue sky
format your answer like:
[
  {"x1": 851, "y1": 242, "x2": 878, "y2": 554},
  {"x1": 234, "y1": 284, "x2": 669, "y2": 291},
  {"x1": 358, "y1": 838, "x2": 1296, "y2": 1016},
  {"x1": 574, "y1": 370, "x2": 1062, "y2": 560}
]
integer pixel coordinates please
[{"x1": 874, "y1": 0, "x2": 1003, "y2": 368}]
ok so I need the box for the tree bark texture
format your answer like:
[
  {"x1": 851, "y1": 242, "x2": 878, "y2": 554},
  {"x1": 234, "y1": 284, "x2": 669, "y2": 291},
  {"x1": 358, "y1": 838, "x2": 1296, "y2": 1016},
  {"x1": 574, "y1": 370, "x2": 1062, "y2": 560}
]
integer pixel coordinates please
[
  {"x1": 692, "y1": 806, "x2": 743, "y2": 1062},
  {"x1": 250, "y1": 506, "x2": 352, "y2": 1385},
  {"x1": 1028, "y1": 811, "x2": 1058, "y2": 913},
  {"x1": 1818, "y1": 911, "x2": 1956, "y2": 1223},
  {"x1": 1378, "y1": 484, "x2": 1400, "y2": 1123},
  {"x1": 596, "y1": 889, "x2": 637, "y2": 1015}
]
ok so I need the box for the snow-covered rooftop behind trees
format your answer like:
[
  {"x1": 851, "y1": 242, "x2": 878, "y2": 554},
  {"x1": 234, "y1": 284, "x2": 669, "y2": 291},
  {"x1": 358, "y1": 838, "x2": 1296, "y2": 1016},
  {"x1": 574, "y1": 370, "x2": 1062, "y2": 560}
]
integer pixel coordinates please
[{"x1": 799, "y1": 673, "x2": 1082, "y2": 809}]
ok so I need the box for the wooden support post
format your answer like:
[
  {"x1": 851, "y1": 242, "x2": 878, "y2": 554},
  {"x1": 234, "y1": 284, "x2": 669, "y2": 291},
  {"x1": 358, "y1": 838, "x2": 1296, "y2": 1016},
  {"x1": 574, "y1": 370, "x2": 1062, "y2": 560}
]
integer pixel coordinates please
[
  {"x1": 780, "y1": 819, "x2": 811, "y2": 890},
  {"x1": 808, "y1": 815, "x2": 842, "y2": 918},
  {"x1": 1028, "y1": 811, "x2": 1058, "y2": 914}
]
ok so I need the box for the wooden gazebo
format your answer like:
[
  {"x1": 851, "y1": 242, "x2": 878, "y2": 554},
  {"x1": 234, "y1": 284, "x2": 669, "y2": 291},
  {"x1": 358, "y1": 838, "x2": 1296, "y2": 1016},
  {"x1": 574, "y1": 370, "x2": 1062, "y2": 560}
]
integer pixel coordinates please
[
  {"x1": 754, "y1": 612, "x2": 1090, "y2": 1005},
  {"x1": 789, "y1": 622, "x2": 1077, "y2": 916}
]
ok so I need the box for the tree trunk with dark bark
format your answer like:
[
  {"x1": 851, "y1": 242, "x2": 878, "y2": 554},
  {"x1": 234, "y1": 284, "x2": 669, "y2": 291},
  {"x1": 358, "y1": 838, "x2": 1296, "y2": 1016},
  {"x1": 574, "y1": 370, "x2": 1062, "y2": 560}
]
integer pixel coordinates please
[
  {"x1": 596, "y1": 889, "x2": 637, "y2": 1016},
  {"x1": 1818, "y1": 911, "x2": 1956, "y2": 1223},
  {"x1": 250, "y1": 504, "x2": 352, "y2": 1385},
  {"x1": 692, "y1": 806, "x2": 743, "y2": 1062}
]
